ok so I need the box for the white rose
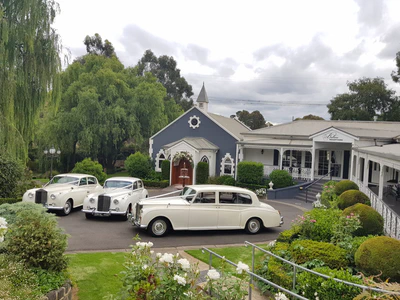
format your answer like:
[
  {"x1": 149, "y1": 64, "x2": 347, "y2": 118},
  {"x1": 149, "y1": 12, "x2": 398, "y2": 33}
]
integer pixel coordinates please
[
  {"x1": 173, "y1": 274, "x2": 186, "y2": 285},
  {"x1": 236, "y1": 261, "x2": 250, "y2": 274},
  {"x1": 206, "y1": 269, "x2": 220, "y2": 280},
  {"x1": 177, "y1": 258, "x2": 191, "y2": 270}
]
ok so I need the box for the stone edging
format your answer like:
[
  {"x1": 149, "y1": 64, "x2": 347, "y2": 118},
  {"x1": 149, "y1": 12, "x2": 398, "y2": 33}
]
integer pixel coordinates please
[{"x1": 45, "y1": 280, "x2": 72, "y2": 300}]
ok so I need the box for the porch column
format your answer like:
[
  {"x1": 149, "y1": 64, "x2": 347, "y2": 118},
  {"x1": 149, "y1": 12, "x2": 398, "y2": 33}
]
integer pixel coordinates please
[
  {"x1": 355, "y1": 156, "x2": 360, "y2": 181},
  {"x1": 378, "y1": 164, "x2": 384, "y2": 199},
  {"x1": 350, "y1": 153, "x2": 354, "y2": 181},
  {"x1": 279, "y1": 147, "x2": 283, "y2": 170},
  {"x1": 311, "y1": 143, "x2": 315, "y2": 181},
  {"x1": 363, "y1": 158, "x2": 369, "y2": 187}
]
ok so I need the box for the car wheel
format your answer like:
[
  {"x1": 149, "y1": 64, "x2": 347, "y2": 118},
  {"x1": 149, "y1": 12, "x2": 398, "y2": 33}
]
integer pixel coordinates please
[
  {"x1": 245, "y1": 218, "x2": 262, "y2": 234},
  {"x1": 61, "y1": 199, "x2": 72, "y2": 216},
  {"x1": 120, "y1": 205, "x2": 131, "y2": 221},
  {"x1": 148, "y1": 218, "x2": 169, "y2": 237},
  {"x1": 85, "y1": 213, "x2": 94, "y2": 219}
]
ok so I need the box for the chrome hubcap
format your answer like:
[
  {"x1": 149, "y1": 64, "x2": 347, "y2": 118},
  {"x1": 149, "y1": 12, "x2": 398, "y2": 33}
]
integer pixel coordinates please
[
  {"x1": 153, "y1": 221, "x2": 166, "y2": 235},
  {"x1": 249, "y1": 220, "x2": 260, "y2": 233}
]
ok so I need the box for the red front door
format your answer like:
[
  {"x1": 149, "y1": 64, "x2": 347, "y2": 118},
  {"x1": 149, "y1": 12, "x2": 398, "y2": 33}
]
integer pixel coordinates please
[{"x1": 171, "y1": 159, "x2": 193, "y2": 185}]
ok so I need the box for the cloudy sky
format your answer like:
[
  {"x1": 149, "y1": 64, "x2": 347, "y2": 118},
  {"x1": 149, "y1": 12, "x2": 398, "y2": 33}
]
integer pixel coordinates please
[{"x1": 54, "y1": 0, "x2": 400, "y2": 124}]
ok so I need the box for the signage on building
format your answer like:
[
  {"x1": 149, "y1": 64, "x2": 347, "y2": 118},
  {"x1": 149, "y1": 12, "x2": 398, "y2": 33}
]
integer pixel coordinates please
[{"x1": 324, "y1": 131, "x2": 343, "y2": 141}]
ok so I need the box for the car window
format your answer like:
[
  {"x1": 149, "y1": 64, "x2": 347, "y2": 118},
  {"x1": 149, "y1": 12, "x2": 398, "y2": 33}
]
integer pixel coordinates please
[
  {"x1": 133, "y1": 182, "x2": 138, "y2": 190},
  {"x1": 79, "y1": 178, "x2": 88, "y2": 186},
  {"x1": 219, "y1": 192, "x2": 236, "y2": 204},
  {"x1": 181, "y1": 187, "x2": 196, "y2": 201},
  {"x1": 88, "y1": 177, "x2": 97, "y2": 185},
  {"x1": 236, "y1": 193, "x2": 252, "y2": 205},
  {"x1": 193, "y1": 192, "x2": 216, "y2": 204},
  {"x1": 138, "y1": 181, "x2": 143, "y2": 188},
  {"x1": 104, "y1": 180, "x2": 132, "y2": 189},
  {"x1": 51, "y1": 176, "x2": 79, "y2": 185}
]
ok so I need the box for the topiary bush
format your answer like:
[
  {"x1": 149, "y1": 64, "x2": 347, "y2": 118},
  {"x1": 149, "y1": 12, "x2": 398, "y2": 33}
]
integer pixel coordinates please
[
  {"x1": 196, "y1": 162, "x2": 209, "y2": 184},
  {"x1": 296, "y1": 266, "x2": 363, "y2": 300},
  {"x1": 125, "y1": 152, "x2": 151, "y2": 179},
  {"x1": 355, "y1": 236, "x2": 400, "y2": 282},
  {"x1": 334, "y1": 179, "x2": 359, "y2": 196},
  {"x1": 237, "y1": 161, "x2": 263, "y2": 184},
  {"x1": 6, "y1": 209, "x2": 68, "y2": 272},
  {"x1": 343, "y1": 204, "x2": 383, "y2": 236},
  {"x1": 337, "y1": 190, "x2": 370, "y2": 210},
  {"x1": 268, "y1": 169, "x2": 294, "y2": 189},
  {"x1": 161, "y1": 160, "x2": 170, "y2": 181},
  {"x1": 0, "y1": 153, "x2": 24, "y2": 198},
  {"x1": 289, "y1": 239, "x2": 348, "y2": 269},
  {"x1": 71, "y1": 158, "x2": 107, "y2": 184}
]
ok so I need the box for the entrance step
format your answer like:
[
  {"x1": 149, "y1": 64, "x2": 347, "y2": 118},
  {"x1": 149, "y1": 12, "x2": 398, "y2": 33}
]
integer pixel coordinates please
[{"x1": 295, "y1": 180, "x2": 330, "y2": 203}]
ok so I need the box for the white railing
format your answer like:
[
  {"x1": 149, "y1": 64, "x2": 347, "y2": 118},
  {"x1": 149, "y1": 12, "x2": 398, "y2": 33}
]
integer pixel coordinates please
[
  {"x1": 357, "y1": 180, "x2": 400, "y2": 240},
  {"x1": 264, "y1": 165, "x2": 312, "y2": 181}
]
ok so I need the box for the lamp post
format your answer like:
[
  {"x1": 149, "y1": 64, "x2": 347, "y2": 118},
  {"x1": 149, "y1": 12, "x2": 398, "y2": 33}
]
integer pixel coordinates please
[{"x1": 44, "y1": 146, "x2": 61, "y2": 179}]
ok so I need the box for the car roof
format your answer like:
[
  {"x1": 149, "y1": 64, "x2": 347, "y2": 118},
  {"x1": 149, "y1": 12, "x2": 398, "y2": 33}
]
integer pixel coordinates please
[
  {"x1": 56, "y1": 173, "x2": 97, "y2": 178},
  {"x1": 105, "y1": 177, "x2": 141, "y2": 182},
  {"x1": 185, "y1": 184, "x2": 256, "y2": 194}
]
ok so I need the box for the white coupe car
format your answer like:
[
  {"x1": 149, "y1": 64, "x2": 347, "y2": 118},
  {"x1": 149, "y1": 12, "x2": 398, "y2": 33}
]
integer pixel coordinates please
[
  {"x1": 22, "y1": 173, "x2": 102, "y2": 215},
  {"x1": 82, "y1": 177, "x2": 149, "y2": 220},
  {"x1": 130, "y1": 185, "x2": 283, "y2": 237}
]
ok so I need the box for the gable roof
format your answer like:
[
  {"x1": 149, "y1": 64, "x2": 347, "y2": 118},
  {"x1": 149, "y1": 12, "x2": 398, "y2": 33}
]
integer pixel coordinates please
[
  {"x1": 163, "y1": 137, "x2": 219, "y2": 151},
  {"x1": 243, "y1": 120, "x2": 400, "y2": 140}
]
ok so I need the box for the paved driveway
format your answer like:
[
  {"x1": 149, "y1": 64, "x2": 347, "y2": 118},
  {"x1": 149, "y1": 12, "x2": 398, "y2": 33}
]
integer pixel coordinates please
[{"x1": 57, "y1": 189, "x2": 307, "y2": 252}]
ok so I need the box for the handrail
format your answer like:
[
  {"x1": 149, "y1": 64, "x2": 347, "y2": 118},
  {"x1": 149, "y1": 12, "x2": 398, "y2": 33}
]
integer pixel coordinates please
[
  {"x1": 301, "y1": 169, "x2": 333, "y2": 202},
  {"x1": 244, "y1": 241, "x2": 400, "y2": 296},
  {"x1": 201, "y1": 247, "x2": 307, "y2": 300}
]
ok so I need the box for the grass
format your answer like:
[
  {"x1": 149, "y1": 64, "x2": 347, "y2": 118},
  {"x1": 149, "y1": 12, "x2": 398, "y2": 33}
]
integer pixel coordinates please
[
  {"x1": 67, "y1": 252, "x2": 127, "y2": 300},
  {"x1": 185, "y1": 244, "x2": 270, "y2": 273}
]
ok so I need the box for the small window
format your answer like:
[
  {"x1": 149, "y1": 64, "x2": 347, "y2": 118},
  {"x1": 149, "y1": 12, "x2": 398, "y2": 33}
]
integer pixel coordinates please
[
  {"x1": 88, "y1": 177, "x2": 97, "y2": 185},
  {"x1": 138, "y1": 181, "x2": 143, "y2": 188},
  {"x1": 221, "y1": 153, "x2": 234, "y2": 176},
  {"x1": 79, "y1": 178, "x2": 87, "y2": 186},
  {"x1": 193, "y1": 192, "x2": 216, "y2": 204},
  {"x1": 236, "y1": 193, "x2": 252, "y2": 205},
  {"x1": 158, "y1": 154, "x2": 165, "y2": 169},
  {"x1": 133, "y1": 182, "x2": 138, "y2": 190},
  {"x1": 201, "y1": 155, "x2": 209, "y2": 164}
]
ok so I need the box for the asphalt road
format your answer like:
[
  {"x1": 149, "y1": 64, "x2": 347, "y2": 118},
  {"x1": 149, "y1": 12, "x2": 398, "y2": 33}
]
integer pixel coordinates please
[{"x1": 57, "y1": 190, "x2": 307, "y2": 252}]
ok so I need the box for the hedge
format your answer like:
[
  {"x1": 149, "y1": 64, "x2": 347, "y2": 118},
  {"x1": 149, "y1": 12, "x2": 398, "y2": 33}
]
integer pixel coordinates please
[
  {"x1": 237, "y1": 161, "x2": 263, "y2": 184},
  {"x1": 0, "y1": 198, "x2": 22, "y2": 205},
  {"x1": 161, "y1": 160, "x2": 170, "y2": 181},
  {"x1": 235, "y1": 182, "x2": 267, "y2": 191},
  {"x1": 196, "y1": 162, "x2": 209, "y2": 184},
  {"x1": 143, "y1": 180, "x2": 169, "y2": 188}
]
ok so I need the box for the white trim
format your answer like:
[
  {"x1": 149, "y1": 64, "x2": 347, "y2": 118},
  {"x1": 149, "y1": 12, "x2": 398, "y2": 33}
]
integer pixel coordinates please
[
  {"x1": 188, "y1": 115, "x2": 201, "y2": 129},
  {"x1": 310, "y1": 126, "x2": 359, "y2": 141},
  {"x1": 220, "y1": 153, "x2": 235, "y2": 176},
  {"x1": 155, "y1": 149, "x2": 166, "y2": 172},
  {"x1": 149, "y1": 138, "x2": 154, "y2": 157}
]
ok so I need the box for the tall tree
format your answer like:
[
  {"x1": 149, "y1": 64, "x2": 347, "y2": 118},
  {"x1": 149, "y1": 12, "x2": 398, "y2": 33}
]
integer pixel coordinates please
[
  {"x1": 137, "y1": 50, "x2": 194, "y2": 111},
  {"x1": 236, "y1": 110, "x2": 266, "y2": 130},
  {"x1": 327, "y1": 77, "x2": 398, "y2": 121},
  {"x1": 0, "y1": 0, "x2": 62, "y2": 159},
  {"x1": 295, "y1": 114, "x2": 324, "y2": 121},
  {"x1": 83, "y1": 33, "x2": 116, "y2": 58},
  {"x1": 392, "y1": 51, "x2": 400, "y2": 83}
]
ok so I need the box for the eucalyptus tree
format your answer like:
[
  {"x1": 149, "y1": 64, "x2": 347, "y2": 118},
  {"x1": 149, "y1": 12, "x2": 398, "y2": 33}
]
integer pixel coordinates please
[{"x1": 0, "y1": 0, "x2": 62, "y2": 160}]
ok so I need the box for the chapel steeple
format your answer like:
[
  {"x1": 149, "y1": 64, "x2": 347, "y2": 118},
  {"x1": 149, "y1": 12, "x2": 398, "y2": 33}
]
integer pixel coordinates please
[{"x1": 196, "y1": 82, "x2": 209, "y2": 112}]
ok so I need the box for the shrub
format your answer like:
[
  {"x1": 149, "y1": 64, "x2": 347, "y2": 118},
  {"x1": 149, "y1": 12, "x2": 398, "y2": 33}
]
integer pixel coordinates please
[
  {"x1": 142, "y1": 180, "x2": 169, "y2": 188},
  {"x1": 334, "y1": 179, "x2": 359, "y2": 196},
  {"x1": 268, "y1": 170, "x2": 294, "y2": 189},
  {"x1": 125, "y1": 152, "x2": 151, "y2": 179},
  {"x1": 196, "y1": 162, "x2": 209, "y2": 184},
  {"x1": 71, "y1": 158, "x2": 107, "y2": 184},
  {"x1": 343, "y1": 204, "x2": 383, "y2": 236},
  {"x1": 216, "y1": 175, "x2": 233, "y2": 185},
  {"x1": 146, "y1": 170, "x2": 162, "y2": 181},
  {"x1": 292, "y1": 208, "x2": 342, "y2": 242},
  {"x1": 0, "y1": 202, "x2": 46, "y2": 226},
  {"x1": 320, "y1": 180, "x2": 338, "y2": 207},
  {"x1": 236, "y1": 182, "x2": 266, "y2": 191},
  {"x1": 237, "y1": 161, "x2": 263, "y2": 184},
  {"x1": 0, "y1": 197, "x2": 22, "y2": 205},
  {"x1": 0, "y1": 153, "x2": 23, "y2": 198},
  {"x1": 6, "y1": 209, "x2": 68, "y2": 272},
  {"x1": 337, "y1": 190, "x2": 370, "y2": 210},
  {"x1": 161, "y1": 160, "x2": 170, "y2": 181},
  {"x1": 224, "y1": 176, "x2": 235, "y2": 186},
  {"x1": 355, "y1": 236, "x2": 400, "y2": 282},
  {"x1": 296, "y1": 266, "x2": 363, "y2": 300},
  {"x1": 0, "y1": 254, "x2": 43, "y2": 299},
  {"x1": 276, "y1": 228, "x2": 300, "y2": 243},
  {"x1": 290, "y1": 239, "x2": 348, "y2": 269}
]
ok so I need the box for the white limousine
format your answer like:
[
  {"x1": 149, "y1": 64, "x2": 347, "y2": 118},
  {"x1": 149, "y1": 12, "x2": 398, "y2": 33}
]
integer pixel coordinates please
[{"x1": 130, "y1": 185, "x2": 283, "y2": 237}]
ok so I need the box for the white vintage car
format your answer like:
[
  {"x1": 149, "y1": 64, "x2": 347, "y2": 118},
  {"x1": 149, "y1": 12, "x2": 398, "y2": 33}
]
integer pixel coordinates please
[
  {"x1": 22, "y1": 173, "x2": 102, "y2": 215},
  {"x1": 82, "y1": 177, "x2": 149, "y2": 220},
  {"x1": 130, "y1": 185, "x2": 283, "y2": 237}
]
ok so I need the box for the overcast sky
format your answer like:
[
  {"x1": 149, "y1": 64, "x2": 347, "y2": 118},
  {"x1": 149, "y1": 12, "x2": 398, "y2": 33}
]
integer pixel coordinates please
[{"x1": 54, "y1": 0, "x2": 400, "y2": 124}]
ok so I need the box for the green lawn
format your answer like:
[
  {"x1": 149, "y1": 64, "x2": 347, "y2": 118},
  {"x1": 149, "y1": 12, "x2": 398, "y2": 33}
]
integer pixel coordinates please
[
  {"x1": 185, "y1": 244, "x2": 269, "y2": 273},
  {"x1": 67, "y1": 252, "x2": 127, "y2": 300}
]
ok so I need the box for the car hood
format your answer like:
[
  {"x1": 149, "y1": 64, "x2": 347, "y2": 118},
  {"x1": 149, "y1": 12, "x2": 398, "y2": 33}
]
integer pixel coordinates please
[
  {"x1": 99, "y1": 188, "x2": 133, "y2": 198},
  {"x1": 139, "y1": 196, "x2": 188, "y2": 206},
  {"x1": 26, "y1": 184, "x2": 75, "y2": 194}
]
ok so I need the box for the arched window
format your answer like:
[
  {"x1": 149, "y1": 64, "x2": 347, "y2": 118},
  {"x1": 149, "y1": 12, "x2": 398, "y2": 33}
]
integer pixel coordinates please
[
  {"x1": 155, "y1": 150, "x2": 166, "y2": 172},
  {"x1": 220, "y1": 153, "x2": 234, "y2": 176},
  {"x1": 200, "y1": 155, "x2": 209, "y2": 164}
]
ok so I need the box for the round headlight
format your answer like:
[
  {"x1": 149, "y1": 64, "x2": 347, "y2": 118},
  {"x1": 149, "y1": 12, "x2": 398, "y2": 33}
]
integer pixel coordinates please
[
  {"x1": 28, "y1": 192, "x2": 34, "y2": 198},
  {"x1": 89, "y1": 198, "x2": 95, "y2": 203},
  {"x1": 113, "y1": 199, "x2": 119, "y2": 205},
  {"x1": 50, "y1": 194, "x2": 56, "y2": 200}
]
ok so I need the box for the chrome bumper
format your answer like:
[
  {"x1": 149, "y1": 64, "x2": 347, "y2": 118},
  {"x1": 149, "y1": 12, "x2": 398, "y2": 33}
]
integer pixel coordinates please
[
  {"x1": 132, "y1": 219, "x2": 147, "y2": 229},
  {"x1": 279, "y1": 216, "x2": 284, "y2": 226},
  {"x1": 82, "y1": 209, "x2": 126, "y2": 216}
]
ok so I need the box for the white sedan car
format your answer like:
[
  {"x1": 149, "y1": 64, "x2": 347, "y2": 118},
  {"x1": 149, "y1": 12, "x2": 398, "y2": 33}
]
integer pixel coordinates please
[
  {"x1": 22, "y1": 173, "x2": 102, "y2": 215},
  {"x1": 82, "y1": 177, "x2": 149, "y2": 220},
  {"x1": 130, "y1": 185, "x2": 283, "y2": 237}
]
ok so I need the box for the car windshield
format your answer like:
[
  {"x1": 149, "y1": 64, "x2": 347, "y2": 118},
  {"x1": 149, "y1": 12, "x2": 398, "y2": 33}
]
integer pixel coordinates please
[
  {"x1": 180, "y1": 187, "x2": 197, "y2": 201},
  {"x1": 50, "y1": 176, "x2": 79, "y2": 185},
  {"x1": 104, "y1": 180, "x2": 132, "y2": 189}
]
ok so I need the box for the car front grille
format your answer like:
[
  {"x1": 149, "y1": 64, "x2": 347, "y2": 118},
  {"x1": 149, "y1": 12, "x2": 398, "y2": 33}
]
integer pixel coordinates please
[
  {"x1": 97, "y1": 195, "x2": 111, "y2": 212},
  {"x1": 135, "y1": 204, "x2": 141, "y2": 221},
  {"x1": 35, "y1": 189, "x2": 47, "y2": 205}
]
